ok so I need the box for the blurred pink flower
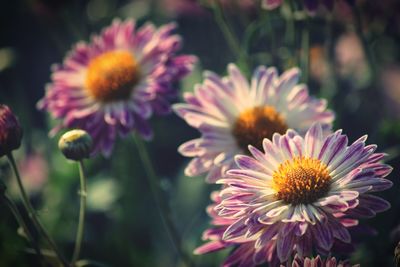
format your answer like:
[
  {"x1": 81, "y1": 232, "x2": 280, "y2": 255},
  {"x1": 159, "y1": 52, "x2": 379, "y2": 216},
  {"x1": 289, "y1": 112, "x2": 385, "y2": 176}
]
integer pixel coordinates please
[
  {"x1": 381, "y1": 65, "x2": 400, "y2": 118},
  {"x1": 160, "y1": 0, "x2": 206, "y2": 17},
  {"x1": 10, "y1": 152, "x2": 49, "y2": 196},
  {"x1": 310, "y1": 45, "x2": 329, "y2": 83},
  {"x1": 160, "y1": 0, "x2": 256, "y2": 17},
  {"x1": 335, "y1": 32, "x2": 368, "y2": 83},
  {"x1": 262, "y1": 0, "x2": 283, "y2": 10},
  {"x1": 332, "y1": 0, "x2": 353, "y2": 23}
]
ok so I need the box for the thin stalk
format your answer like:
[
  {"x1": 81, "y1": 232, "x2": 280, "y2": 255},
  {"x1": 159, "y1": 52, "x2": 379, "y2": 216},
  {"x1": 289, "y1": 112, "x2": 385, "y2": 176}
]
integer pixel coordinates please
[
  {"x1": 211, "y1": 1, "x2": 251, "y2": 73},
  {"x1": 25, "y1": 248, "x2": 57, "y2": 258},
  {"x1": 301, "y1": 18, "x2": 310, "y2": 83},
  {"x1": 133, "y1": 136, "x2": 191, "y2": 267},
  {"x1": 242, "y1": 20, "x2": 259, "y2": 54},
  {"x1": 3, "y1": 194, "x2": 45, "y2": 264},
  {"x1": 211, "y1": 1, "x2": 241, "y2": 57},
  {"x1": 352, "y1": 5, "x2": 377, "y2": 83},
  {"x1": 285, "y1": 0, "x2": 296, "y2": 54},
  {"x1": 266, "y1": 13, "x2": 277, "y2": 60},
  {"x1": 7, "y1": 152, "x2": 70, "y2": 267},
  {"x1": 242, "y1": 12, "x2": 274, "y2": 63},
  {"x1": 71, "y1": 161, "x2": 87, "y2": 265},
  {"x1": 322, "y1": 14, "x2": 338, "y2": 102}
]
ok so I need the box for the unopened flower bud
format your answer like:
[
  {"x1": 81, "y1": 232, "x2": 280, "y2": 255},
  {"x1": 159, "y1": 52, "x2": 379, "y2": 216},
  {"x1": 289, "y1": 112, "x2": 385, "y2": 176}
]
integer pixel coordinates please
[
  {"x1": 58, "y1": 129, "x2": 92, "y2": 161},
  {"x1": 0, "y1": 105, "x2": 23, "y2": 157}
]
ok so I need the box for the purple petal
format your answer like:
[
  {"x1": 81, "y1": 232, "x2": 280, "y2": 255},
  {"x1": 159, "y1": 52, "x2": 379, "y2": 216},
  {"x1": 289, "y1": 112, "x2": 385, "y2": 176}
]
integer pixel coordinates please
[
  {"x1": 223, "y1": 218, "x2": 248, "y2": 241},
  {"x1": 305, "y1": 123, "x2": 323, "y2": 158},
  {"x1": 276, "y1": 229, "x2": 295, "y2": 262},
  {"x1": 358, "y1": 194, "x2": 391, "y2": 213},
  {"x1": 178, "y1": 139, "x2": 203, "y2": 156},
  {"x1": 235, "y1": 155, "x2": 267, "y2": 172},
  {"x1": 193, "y1": 241, "x2": 227, "y2": 255}
]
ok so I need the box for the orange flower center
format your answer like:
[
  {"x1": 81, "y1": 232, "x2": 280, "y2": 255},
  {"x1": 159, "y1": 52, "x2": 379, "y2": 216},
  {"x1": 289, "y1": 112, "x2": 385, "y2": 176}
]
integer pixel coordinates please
[
  {"x1": 272, "y1": 157, "x2": 331, "y2": 205},
  {"x1": 232, "y1": 106, "x2": 287, "y2": 152},
  {"x1": 85, "y1": 50, "x2": 140, "y2": 102}
]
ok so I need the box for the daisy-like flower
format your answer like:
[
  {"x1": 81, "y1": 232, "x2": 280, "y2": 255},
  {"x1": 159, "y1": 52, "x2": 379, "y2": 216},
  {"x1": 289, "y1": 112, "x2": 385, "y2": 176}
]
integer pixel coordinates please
[
  {"x1": 174, "y1": 64, "x2": 334, "y2": 182},
  {"x1": 282, "y1": 255, "x2": 358, "y2": 267},
  {"x1": 195, "y1": 191, "x2": 280, "y2": 267},
  {"x1": 217, "y1": 123, "x2": 393, "y2": 263},
  {"x1": 38, "y1": 19, "x2": 196, "y2": 156}
]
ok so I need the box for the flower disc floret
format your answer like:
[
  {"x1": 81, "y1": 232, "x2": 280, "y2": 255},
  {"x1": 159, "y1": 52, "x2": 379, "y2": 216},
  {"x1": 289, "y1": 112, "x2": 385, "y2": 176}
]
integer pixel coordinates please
[
  {"x1": 233, "y1": 106, "x2": 287, "y2": 152},
  {"x1": 273, "y1": 156, "x2": 331, "y2": 205},
  {"x1": 85, "y1": 51, "x2": 140, "y2": 102}
]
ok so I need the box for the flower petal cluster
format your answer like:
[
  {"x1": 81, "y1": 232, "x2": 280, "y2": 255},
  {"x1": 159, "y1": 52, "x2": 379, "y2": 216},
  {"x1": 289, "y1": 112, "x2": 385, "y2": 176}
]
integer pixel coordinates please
[
  {"x1": 39, "y1": 19, "x2": 196, "y2": 156},
  {"x1": 195, "y1": 192, "x2": 281, "y2": 267},
  {"x1": 174, "y1": 64, "x2": 334, "y2": 182},
  {"x1": 283, "y1": 254, "x2": 358, "y2": 267},
  {"x1": 216, "y1": 123, "x2": 392, "y2": 262}
]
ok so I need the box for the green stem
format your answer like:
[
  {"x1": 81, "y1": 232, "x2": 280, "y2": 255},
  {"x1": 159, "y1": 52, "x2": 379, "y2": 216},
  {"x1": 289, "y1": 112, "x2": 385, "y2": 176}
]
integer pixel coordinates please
[
  {"x1": 133, "y1": 136, "x2": 191, "y2": 267},
  {"x1": 3, "y1": 194, "x2": 45, "y2": 265},
  {"x1": 352, "y1": 4, "x2": 377, "y2": 82},
  {"x1": 71, "y1": 161, "x2": 87, "y2": 265},
  {"x1": 212, "y1": 1, "x2": 241, "y2": 57},
  {"x1": 212, "y1": 1, "x2": 249, "y2": 72},
  {"x1": 266, "y1": 14, "x2": 277, "y2": 59},
  {"x1": 285, "y1": 0, "x2": 296, "y2": 58},
  {"x1": 301, "y1": 18, "x2": 310, "y2": 83},
  {"x1": 242, "y1": 20, "x2": 258, "y2": 60},
  {"x1": 243, "y1": 12, "x2": 273, "y2": 61},
  {"x1": 7, "y1": 152, "x2": 70, "y2": 267},
  {"x1": 322, "y1": 14, "x2": 338, "y2": 102}
]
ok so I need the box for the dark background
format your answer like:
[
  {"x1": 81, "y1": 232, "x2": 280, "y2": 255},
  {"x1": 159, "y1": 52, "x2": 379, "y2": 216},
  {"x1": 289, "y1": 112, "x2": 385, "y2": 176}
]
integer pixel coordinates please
[{"x1": 0, "y1": 0, "x2": 399, "y2": 266}]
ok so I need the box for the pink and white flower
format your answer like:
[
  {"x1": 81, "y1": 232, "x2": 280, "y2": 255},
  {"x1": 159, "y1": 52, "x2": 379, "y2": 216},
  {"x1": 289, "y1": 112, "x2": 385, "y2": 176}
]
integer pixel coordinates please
[
  {"x1": 38, "y1": 19, "x2": 196, "y2": 156},
  {"x1": 174, "y1": 64, "x2": 334, "y2": 182},
  {"x1": 216, "y1": 123, "x2": 392, "y2": 262}
]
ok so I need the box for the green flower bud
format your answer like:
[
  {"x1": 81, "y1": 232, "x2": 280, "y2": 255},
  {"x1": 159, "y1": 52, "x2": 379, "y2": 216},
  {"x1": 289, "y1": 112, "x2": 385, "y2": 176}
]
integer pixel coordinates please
[{"x1": 58, "y1": 129, "x2": 92, "y2": 161}]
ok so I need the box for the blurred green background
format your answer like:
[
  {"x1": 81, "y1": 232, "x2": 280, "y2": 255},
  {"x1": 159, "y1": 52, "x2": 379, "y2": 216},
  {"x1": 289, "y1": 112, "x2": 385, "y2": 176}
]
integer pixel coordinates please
[{"x1": 0, "y1": 0, "x2": 400, "y2": 266}]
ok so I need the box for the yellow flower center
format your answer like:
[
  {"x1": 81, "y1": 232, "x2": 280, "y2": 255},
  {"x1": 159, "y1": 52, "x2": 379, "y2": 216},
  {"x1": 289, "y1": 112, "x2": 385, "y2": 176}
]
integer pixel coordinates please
[
  {"x1": 85, "y1": 50, "x2": 140, "y2": 102},
  {"x1": 272, "y1": 157, "x2": 331, "y2": 205},
  {"x1": 232, "y1": 106, "x2": 288, "y2": 152}
]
